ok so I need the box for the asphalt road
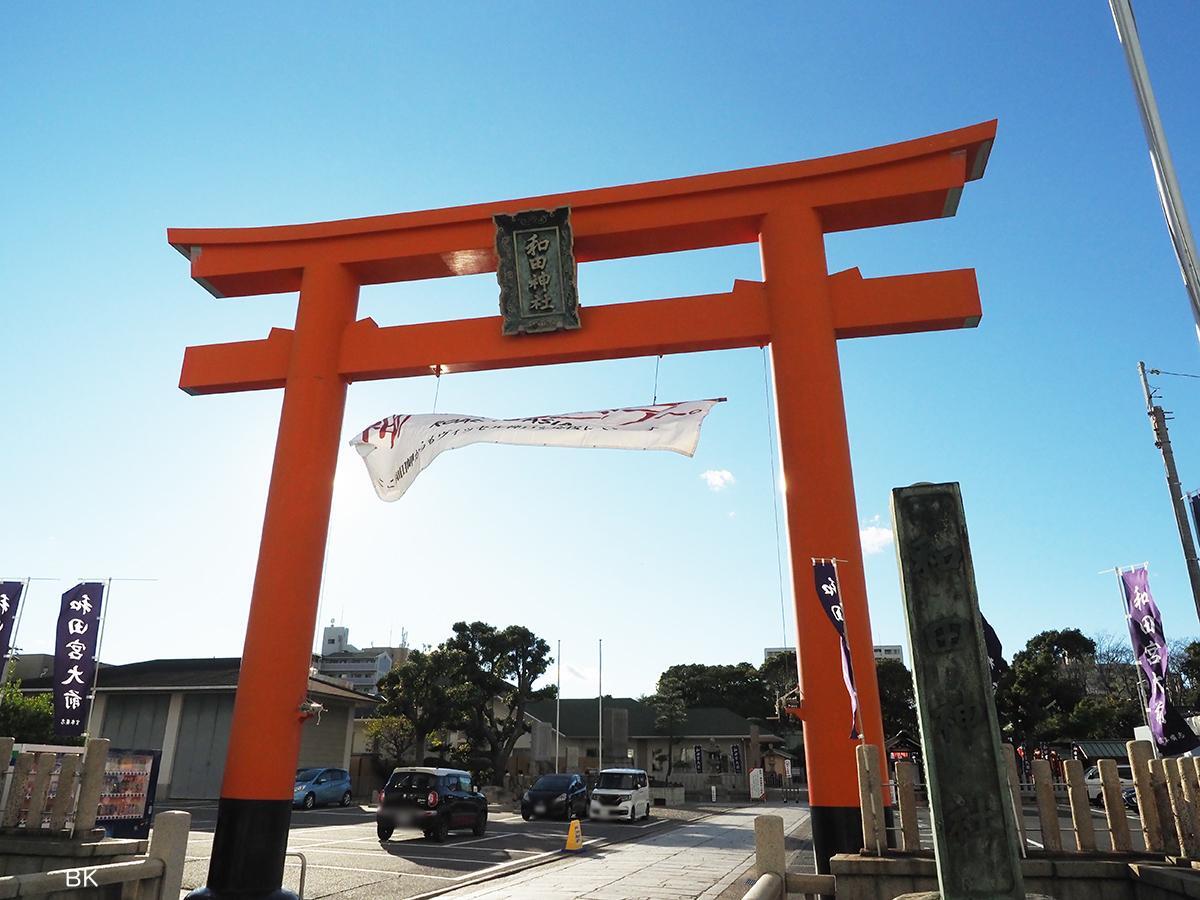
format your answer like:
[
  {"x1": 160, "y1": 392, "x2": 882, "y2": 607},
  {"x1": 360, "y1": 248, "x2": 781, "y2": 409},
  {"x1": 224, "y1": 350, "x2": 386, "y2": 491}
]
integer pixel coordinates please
[{"x1": 170, "y1": 802, "x2": 682, "y2": 899}]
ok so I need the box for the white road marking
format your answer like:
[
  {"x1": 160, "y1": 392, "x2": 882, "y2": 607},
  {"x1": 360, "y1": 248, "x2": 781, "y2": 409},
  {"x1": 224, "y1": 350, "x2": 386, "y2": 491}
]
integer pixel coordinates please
[{"x1": 279, "y1": 860, "x2": 457, "y2": 881}]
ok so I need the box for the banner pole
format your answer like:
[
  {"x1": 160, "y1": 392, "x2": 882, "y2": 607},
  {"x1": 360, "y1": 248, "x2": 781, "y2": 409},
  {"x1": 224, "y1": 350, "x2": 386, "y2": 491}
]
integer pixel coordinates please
[
  {"x1": 0, "y1": 578, "x2": 31, "y2": 711},
  {"x1": 555, "y1": 640, "x2": 561, "y2": 774},
  {"x1": 82, "y1": 578, "x2": 113, "y2": 740},
  {"x1": 597, "y1": 638, "x2": 603, "y2": 772}
]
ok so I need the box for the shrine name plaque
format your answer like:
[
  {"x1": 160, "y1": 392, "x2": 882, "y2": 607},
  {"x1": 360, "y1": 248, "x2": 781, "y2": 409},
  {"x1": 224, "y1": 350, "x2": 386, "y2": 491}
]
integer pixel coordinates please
[{"x1": 495, "y1": 206, "x2": 581, "y2": 335}]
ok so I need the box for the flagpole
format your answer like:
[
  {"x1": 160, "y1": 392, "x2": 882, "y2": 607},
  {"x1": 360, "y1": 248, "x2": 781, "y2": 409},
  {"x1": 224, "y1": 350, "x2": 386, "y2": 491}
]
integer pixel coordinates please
[
  {"x1": 598, "y1": 638, "x2": 603, "y2": 772},
  {"x1": 1114, "y1": 566, "x2": 1157, "y2": 756},
  {"x1": 830, "y1": 559, "x2": 867, "y2": 746},
  {"x1": 0, "y1": 578, "x2": 31, "y2": 711},
  {"x1": 82, "y1": 579, "x2": 113, "y2": 740},
  {"x1": 1109, "y1": 0, "x2": 1200, "y2": 345},
  {"x1": 555, "y1": 639, "x2": 561, "y2": 774}
]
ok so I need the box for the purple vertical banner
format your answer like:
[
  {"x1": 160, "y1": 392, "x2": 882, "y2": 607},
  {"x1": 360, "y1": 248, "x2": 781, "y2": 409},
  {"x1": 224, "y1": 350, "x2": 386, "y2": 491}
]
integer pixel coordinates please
[
  {"x1": 53, "y1": 582, "x2": 104, "y2": 737},
  {"x1": 1119, "y1": 566, "x2": 1200, "y2": 756},
  {"x1": 0, "y1": 582, "x2": 25, "y2": 666},
  {"x1": 813, "y1": 560, "x2": 860, "y2": 739}
]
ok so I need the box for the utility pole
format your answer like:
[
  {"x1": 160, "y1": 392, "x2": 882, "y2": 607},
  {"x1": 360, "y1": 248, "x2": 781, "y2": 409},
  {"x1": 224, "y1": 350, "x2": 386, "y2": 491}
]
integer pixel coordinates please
[{"x1": 1138, "y1": 361, "x2": 1200, "y2": 619}]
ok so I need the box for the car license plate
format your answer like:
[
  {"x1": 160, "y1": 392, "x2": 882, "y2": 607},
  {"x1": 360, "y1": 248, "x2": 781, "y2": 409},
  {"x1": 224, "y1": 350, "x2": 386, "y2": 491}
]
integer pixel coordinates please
[{"x1": 535, "y1": 804, "x2": 546, "y2": 814}]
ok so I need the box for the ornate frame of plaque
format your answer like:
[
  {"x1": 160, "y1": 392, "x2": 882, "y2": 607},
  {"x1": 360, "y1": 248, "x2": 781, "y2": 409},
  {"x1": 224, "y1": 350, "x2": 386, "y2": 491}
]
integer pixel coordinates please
[{"x1": 494, "y1": 206, "x2": 581, "y2": 335}]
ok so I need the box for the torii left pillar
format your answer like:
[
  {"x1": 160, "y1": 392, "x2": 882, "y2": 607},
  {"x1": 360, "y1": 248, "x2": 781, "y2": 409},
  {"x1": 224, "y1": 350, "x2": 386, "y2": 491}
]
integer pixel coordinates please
[
  {"x1": 191, "y1": 263, "x2": 360, "y2": 898},
  {"x1": 173, "y1": 120, "x2": 995, "y2": 897}
]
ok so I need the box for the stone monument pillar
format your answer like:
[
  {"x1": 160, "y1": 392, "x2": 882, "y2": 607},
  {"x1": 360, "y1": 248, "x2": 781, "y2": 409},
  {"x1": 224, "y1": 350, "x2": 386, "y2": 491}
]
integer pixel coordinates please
[{"x1": 891, "y1": 483, "x2": 1024, "y2": 900}]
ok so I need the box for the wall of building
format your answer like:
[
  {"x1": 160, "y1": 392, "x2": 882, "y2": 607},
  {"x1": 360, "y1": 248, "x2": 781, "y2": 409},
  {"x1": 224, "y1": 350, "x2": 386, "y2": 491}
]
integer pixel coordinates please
[
  {"x1": 298, "y1": 702, "x2": 353, "y2": 770},
  {"x1": 95, "y1": 687, "x2": 359, "y2": 799}
]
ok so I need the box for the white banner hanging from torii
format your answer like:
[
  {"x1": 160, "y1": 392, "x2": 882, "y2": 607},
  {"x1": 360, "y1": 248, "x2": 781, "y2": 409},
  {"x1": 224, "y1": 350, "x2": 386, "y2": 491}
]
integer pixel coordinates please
[{"x1": 351, "y1": 399, "x2": 723, "y2": 502}]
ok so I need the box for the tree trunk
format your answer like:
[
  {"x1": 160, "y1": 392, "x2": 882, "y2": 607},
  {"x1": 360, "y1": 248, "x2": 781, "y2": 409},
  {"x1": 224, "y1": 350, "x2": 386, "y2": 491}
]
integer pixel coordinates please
[
  {"x1": 413, "y1": 730, "x2": 427, "y2": 765},
  {"x1": 490, "y1": 747, "x2": 507, "y2": 786}
]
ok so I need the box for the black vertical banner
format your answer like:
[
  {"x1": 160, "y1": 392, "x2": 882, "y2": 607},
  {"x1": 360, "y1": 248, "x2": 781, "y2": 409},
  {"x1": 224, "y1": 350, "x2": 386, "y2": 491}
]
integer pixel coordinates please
[
  {"x1": 54, "y1": 582, "x2": 104, "y2": 737},
  {"x1": 813, "y1": 560, "x2": 860, "y2": 739},
  {"x1": 0, "y1": 582, "x2": 25, "y2": 666},
  {"x1": 693, "y1": 744, "x2": 703, "y2": 774},
  {"x1": 1190, "y1": 492, "x2": 1200, "y2": 548},
  {"x1": 981, "y1": 614, "x2": 1008, "y2": 688}
]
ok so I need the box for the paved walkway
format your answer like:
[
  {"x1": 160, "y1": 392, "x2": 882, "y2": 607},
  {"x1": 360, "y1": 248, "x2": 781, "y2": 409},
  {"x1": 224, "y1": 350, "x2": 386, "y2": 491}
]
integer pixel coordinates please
[{"x1": 441, "y1": 804, "x2": 810, "y2": 900}]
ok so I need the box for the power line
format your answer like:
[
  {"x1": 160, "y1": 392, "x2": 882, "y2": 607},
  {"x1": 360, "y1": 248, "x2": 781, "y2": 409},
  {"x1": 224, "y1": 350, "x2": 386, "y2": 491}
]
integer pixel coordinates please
[{"x1": 1149, "y1": 368, "x2": 1200, "y2": 380}]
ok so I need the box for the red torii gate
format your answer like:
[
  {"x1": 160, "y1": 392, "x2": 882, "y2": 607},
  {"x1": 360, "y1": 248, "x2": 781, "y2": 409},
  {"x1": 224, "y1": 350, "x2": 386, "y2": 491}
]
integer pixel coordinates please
[{"x1": 173, "y1": 120, "x2": 994, "y2": 898}]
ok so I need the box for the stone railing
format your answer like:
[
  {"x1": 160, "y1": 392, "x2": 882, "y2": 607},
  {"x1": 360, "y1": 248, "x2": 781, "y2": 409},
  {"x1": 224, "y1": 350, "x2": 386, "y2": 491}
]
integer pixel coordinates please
[
  {"x1": 748, "y1": 739, "x2": 1200, "y2": 899},
  {"x1": 750, "y1": 813, "x2": 835, "y2": 899},
  {"x1": 0, "y1": 737, "x2": 109, "y2": 839},
  {"x1": 0, "y1": 736, "x2": 192, "y2": 898},
  {"x1": 0, "y1": 810, "x2": 190, "y2": 899},
  {"x1": 856, "y1": 739, "x2": 1200, "y2": 858}
]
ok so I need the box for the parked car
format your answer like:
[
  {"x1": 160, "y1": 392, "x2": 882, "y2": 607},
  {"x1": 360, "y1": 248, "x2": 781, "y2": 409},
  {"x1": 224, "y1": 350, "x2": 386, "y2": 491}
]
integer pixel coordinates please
[
  {"x1": 293, "y1": 767, "x2": 352, "y2": 810},
  {"x1": 1122, "y1": 786, "x2": 1138, "y2": 813},
  {"x1": 521, "y1": 773, "x2": 589, "y2": 821},
  {"x1": 588, "y1": 767, "x2": 651, "y2": 822},
  {"x1": 1083, "y1": 764, "x2": 1133, "y2": 806},
  {"x1": 376, "y1": 767, "x2": 487, "y2": 843}
]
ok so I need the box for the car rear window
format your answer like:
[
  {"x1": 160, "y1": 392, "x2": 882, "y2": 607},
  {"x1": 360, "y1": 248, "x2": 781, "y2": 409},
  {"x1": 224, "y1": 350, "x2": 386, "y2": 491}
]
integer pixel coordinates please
[{"x1": 387, "y1": 772, "x2": 437, "y2": 791}]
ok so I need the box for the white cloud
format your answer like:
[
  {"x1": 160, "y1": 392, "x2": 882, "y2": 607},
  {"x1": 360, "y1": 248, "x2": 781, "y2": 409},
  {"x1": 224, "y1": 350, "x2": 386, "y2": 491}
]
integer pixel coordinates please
[
  {"x1": 701, "y1": 469, "x2": 735, "y2": 491},
  {"x1": 859, "y1": 515, "x2": 893, "y2": 556}
]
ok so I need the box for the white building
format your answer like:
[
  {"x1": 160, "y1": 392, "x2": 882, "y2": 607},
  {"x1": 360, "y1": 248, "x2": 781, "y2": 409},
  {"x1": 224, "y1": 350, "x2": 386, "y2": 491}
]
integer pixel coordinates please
[
  {"x1": 763, "y1": 645, "x2": 906, "y2": 665},
  {"x1": 314, "y1": 621, "x2": 408, "y2": 696},
  {"x1": 873, "y1": 645, "x2": 905, "y2": 665}
]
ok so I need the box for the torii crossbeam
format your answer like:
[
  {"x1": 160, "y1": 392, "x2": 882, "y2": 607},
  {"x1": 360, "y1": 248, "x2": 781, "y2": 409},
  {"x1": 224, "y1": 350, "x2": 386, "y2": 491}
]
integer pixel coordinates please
[{"x1": 173, "y1": 120, "x2": 995, "y2": 899}]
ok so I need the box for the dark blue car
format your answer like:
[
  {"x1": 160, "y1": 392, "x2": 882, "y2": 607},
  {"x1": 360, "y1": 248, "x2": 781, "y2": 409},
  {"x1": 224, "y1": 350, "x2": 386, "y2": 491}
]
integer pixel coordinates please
[{"x1": 294, "y1": 767, "x2": 353, "y2": 809}]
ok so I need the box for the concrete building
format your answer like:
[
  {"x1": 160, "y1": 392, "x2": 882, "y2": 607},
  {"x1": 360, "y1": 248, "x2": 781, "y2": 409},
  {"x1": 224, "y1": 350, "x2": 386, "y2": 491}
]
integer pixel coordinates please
[
  {"x1": 23, "y1": 658, "x2": 376, "y2": 800},
  {"x1": 314, "y1": 621, "x2": 407, "y2": 696},
  {"x1": 763, "y1": 645, "x2": 906, "y2": 665},
  {"x1": 873, "y1": 645, "x2": 905, "y2": 665},
  {"x1": 521, "y1": 698, "x2": 781, "y2": 777}
]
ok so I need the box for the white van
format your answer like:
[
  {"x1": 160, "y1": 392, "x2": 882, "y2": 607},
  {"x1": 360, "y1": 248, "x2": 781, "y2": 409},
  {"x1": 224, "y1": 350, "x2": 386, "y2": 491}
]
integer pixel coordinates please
[
  {"x1": 589, "y1": 767, "x2": 651, "y2": 822},
  {"x1": 1083, "y1": 764, "x2": 1133, "y2": 805}
]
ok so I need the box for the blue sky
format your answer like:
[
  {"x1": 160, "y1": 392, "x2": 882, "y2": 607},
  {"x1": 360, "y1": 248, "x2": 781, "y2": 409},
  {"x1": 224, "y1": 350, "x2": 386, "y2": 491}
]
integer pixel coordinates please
[{"x1": 4, "y1": 3, "x2": 1200, "y2": 699}]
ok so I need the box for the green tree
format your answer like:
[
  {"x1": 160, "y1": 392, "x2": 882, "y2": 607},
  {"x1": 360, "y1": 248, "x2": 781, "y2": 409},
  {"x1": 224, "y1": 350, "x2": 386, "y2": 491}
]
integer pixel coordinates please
[
  {"x1": 658, "y1": 663, "x2": 773, "y2": 721},
  {"x1": 0, "y1": 681, "x2": 59, "y2": 744},
  {"x1": 363, "y1": 715, "x2": 415, "y2": 770},
  {"x1": 875, "y1": 658, "x2": 918, "y2": 739},
  {"x1": 994, "y1": 629, "x2": 1097, "y2": 742},
  {"x1": 649, "y1": 674, "x2": 688, "y2": 778},
  {"x1": 1063, "y1": 694, "x2": 1142, "y2": 739},
  {"x1": 1177, "y1": 640, "x2": 1200, "y2": 709},
  {"x1": 444, "y1": 621, "x2": 554, "y2": 785},
  {"x1": 760, "y1": 651, "x2": 799, "y2": 707},
  {"x1": 377, "y1": 647, "x2": 470, "y2": 764}
]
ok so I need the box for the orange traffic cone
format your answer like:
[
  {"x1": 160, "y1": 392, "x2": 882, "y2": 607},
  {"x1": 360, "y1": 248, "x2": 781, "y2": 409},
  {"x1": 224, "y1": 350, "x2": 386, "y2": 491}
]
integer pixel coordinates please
[{"x1": 564, "y1": 817, "x2": 583, "y2": 851}]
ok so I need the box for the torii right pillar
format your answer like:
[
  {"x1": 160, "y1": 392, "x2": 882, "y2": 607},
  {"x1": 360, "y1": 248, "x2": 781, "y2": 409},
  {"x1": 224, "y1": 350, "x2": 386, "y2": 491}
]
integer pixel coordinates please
[{"x1": 760, "y1": 180, "x2": 990, "y2": 865}]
